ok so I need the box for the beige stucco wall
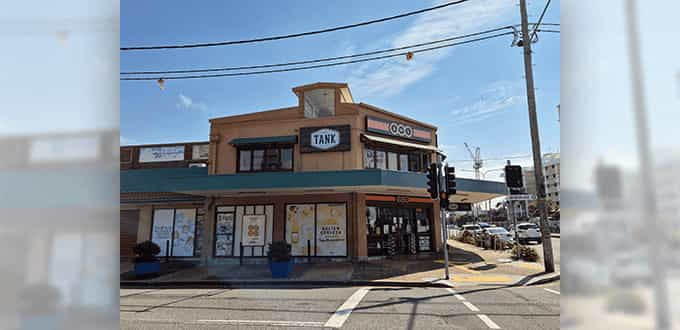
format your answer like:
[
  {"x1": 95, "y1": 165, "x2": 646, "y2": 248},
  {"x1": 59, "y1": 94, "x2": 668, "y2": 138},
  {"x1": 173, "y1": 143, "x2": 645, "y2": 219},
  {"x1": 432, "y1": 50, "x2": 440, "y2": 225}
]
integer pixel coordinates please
[{"x1": 208, "y1": 85, "x2": 438, "y2": 175}]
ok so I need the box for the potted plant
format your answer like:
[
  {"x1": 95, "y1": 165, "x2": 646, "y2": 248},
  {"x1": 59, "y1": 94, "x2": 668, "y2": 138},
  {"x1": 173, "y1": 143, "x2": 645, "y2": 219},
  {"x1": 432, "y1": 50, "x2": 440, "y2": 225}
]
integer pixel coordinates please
[
  {"x1": 267, "y1": 240, "x2": 292, "y2": 278},
  {"x1": 132, "y1": 240, "x2": 161, "y2": 276}
]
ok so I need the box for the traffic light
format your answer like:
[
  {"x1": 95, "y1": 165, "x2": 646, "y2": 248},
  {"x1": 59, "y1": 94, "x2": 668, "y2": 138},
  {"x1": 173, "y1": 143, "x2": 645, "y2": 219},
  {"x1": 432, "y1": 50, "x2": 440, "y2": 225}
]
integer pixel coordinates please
[
  {"x1": 444, "y1": 165, "x2": 456, "y2": 195},
  {"x1": 440, "y1": 191, "x2": 449, "y2": 209},
  {"x1": 426, "y1": 163, "x2": 439, "y2": 199},
  {"x1": 504, "y1": 165, "x2": 524, "y2": 188}
]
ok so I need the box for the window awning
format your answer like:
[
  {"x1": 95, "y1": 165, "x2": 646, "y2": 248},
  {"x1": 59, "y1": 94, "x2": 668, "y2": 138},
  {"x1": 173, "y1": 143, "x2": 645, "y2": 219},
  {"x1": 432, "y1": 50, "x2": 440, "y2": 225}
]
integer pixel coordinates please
[
  {"x1": 361, "y1": 134, "x2": 439, "y2": 152},
  {"x1": 230, "y1": 135, "x2": 297, "y2": 146}
]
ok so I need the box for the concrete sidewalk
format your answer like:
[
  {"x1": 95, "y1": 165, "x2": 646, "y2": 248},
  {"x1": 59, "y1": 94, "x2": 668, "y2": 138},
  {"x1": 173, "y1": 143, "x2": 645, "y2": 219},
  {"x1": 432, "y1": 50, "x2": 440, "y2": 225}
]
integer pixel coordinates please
[{"x1": 121, "y1": 241, "x2": 559, "y2": 288}]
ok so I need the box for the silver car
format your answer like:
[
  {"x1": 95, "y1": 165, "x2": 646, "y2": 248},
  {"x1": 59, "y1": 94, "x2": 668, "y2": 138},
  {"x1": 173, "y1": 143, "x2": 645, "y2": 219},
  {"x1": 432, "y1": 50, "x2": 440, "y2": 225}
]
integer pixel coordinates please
[{"x1": 484, "y1": 227, "x2": 515, "y2": 244}]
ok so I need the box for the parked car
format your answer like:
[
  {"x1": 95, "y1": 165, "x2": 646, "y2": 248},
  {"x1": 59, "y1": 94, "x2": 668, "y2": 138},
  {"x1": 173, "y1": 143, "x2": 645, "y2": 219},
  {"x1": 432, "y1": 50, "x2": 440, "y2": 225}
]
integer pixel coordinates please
[
  {"x1": 511, "y1": 223, "x2": 542, "y2": 244},
  {"x1": 461, "y1": 224, "x2": 482, "y2": 237},
  {"x1": 483, "y1": 227, "x2": 515, "y2": 244},
  {"x1": 477, "y1": 222, "x2": 492, "y2": 229}
]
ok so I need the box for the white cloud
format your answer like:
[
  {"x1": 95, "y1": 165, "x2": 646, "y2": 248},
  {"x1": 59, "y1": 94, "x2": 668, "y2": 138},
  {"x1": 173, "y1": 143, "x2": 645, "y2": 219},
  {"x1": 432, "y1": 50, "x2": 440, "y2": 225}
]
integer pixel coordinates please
[
  {"x1": 450, "y1": 80, "x2": 525, "y2": 124},
  {"x1": 176, "y1": 93, "x2": 208, "y2": 111},
  {"x1": 348, "y1": 0, "x2": 515, "y2": 98}
]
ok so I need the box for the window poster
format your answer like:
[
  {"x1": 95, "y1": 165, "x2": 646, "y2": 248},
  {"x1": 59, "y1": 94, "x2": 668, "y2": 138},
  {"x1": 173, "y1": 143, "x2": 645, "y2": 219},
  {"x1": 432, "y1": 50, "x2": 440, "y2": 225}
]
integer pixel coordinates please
[
  {"x1": 172, "y1": 209, "x2": 196, "y2": 257},
  {"x1": 418, "y1": 236, "x2": 431, "y2": 252},
  {"x1": 241, "y1": 214, "x2": 266, "y2": 246},
  {"x1": 215, "y1": 213, "x2": 234, "y2": 256},
  {"x1": 151, "y1": 209, "x2": 174, "y2": 256},
  {"x1": 316, "y1": 203, "x2": 347, "y2": 256},
  {"x1": 286, "y1": 204, "x2": 316, "y2": 256}
]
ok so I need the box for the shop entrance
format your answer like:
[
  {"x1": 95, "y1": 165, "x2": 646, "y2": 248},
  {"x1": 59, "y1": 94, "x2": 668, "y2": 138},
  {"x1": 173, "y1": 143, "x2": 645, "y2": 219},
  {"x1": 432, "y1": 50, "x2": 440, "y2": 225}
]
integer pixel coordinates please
[{"x1": 366, "y1": 206, "x2": 433, "y2": 257}]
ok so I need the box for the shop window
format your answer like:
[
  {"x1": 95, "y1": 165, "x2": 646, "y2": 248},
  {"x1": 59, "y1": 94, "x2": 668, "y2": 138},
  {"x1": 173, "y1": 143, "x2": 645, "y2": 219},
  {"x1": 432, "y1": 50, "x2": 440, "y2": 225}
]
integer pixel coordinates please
[
  {"x1": 285, "y1": 203, "x2": 347, "y2": 257},
  {"x1": 387, "y1": 152, "x2": 398, "y2": 171},
  {"x1": 237, "y1": 145, "x2": 294, "y2": 172},
  {"x1": 151, "y1": 208, "x2": 197, "y2": 257},
  {"x1": 281, "y1": 148, "x2": 293, "y2": 169},
  {"x1": 265, "y1": 148, "x2": 280, "y2": 170},
  {"x1": 364, "y1": 146, "x2": 430, "y2": 173},
  {"x1": 399, "y1": 154, "x2": 409, "y2": 172},
  {"x1": 409, "y1": 153, "x2": 421, "y2": 172},
  {"x1": 252, "y1": 149, "x2": 264, "y2": 170},
  {"x1": 239, "y1": 150, "x2": 252, "y2": 171},
  {"x1": 422, "y1": 153, "x2": 431, "y2": 169},
  {"x1": 216, "y1": 204, "x2": 273, "y2": 257},
  {"x1": 375, "y1": 150, "x2": 386, "y2": 169},
  {"x1": 364, "y1": 148, "x2": 376, "y2": 169}
]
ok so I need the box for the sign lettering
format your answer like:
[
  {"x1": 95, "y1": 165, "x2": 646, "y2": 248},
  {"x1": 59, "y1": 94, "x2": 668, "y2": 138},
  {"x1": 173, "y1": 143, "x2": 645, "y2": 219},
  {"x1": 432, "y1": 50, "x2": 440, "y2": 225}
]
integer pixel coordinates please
[{"x1": 300, "y1": 125, "x2": 351, "y2": 153}]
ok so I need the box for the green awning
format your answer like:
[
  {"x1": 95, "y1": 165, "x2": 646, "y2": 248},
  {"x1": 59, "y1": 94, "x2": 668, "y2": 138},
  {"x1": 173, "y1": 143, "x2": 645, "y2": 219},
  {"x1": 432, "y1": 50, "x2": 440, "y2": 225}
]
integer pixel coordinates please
[{"x1": 230, "y1": 135, "x2": 297, "y2": 146}]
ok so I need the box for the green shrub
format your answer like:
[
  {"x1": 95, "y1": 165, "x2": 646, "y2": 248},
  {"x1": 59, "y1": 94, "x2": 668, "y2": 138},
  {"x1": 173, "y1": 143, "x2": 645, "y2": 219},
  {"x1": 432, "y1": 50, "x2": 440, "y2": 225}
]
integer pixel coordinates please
[
  {"x1": 512, "y1": 245, "x2": 539, "y2": 262},
  {"x1": 132, "y1": 240, "x2": 161, "y2": 262},
  {"x1": 268, "y1": 241, "x2": 292, "y2": 263}
]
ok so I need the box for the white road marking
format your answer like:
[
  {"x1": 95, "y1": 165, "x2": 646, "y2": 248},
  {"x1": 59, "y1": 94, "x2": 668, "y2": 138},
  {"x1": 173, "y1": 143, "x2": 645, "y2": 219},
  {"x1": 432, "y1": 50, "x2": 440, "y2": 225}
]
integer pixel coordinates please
[
  {"x1": 444, "y1": 288, "x2": 501, "y2": 329},
  {"x1": 477, "y1": 314, "x2": 501, "y2": 329},
  {"x1": 462, "y1": 301, "x2": 480, "y2": 312},
  {"x1": 192, "y1": 320, "x2": 325, "y2": 327},
  {"x1": 324, "y1": 287, "x2": 371, "y2": 328},
  {"x1": 544, "y1": 288, "x2": 560, "y2": 295}
]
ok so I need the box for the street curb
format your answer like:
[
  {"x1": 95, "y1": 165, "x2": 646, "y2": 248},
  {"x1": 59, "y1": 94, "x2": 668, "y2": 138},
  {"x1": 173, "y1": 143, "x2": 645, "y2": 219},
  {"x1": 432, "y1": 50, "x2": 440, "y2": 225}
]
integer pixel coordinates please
[
  {"x1": 514, "y1": 272, "x2": 560, "y2": 286},
  {"x1": 525, "y1": 274, "x2": 560, "y2": 286},
  {"x1": 120, "y1": 280, "x2": 452, "y2": 289}
]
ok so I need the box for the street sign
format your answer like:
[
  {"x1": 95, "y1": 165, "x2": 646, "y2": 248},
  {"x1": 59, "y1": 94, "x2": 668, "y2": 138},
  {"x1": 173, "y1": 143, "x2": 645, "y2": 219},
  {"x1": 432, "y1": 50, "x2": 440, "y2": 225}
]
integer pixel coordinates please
[{"x1": 506, "y1": 194, "x2": 536, "y2": 201}]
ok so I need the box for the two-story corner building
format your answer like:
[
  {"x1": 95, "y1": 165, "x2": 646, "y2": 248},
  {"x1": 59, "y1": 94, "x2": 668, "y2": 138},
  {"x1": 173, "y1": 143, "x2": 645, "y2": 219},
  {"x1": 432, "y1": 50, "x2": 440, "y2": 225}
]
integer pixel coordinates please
[{"x1": 120, "y1": 82, "x2": 505, "y2": 266}]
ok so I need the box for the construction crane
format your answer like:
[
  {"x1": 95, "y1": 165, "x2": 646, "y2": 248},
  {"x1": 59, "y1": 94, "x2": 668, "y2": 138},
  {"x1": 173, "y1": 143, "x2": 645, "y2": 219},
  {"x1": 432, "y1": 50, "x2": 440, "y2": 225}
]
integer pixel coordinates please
[{"x1": 464, "y1": 142, "x2": 483, "y2": 180}]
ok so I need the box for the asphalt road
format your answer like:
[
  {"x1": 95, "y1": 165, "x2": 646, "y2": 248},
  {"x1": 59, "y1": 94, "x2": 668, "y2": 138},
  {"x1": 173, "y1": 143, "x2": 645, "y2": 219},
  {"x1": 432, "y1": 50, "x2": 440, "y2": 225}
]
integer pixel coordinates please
[{"x1": 121, "y1": 283, "x2": 560, "y2": 329}]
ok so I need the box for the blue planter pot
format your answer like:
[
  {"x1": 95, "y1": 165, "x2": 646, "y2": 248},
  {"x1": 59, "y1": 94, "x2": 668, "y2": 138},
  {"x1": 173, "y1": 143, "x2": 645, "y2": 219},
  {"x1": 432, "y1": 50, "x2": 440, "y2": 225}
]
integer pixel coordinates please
[
  {"x1": 269, "y1": 260, "x2": 292, "y2": 278},
  {"x1": 134, "y1": 260, "x2": 160, "y2": 276}
]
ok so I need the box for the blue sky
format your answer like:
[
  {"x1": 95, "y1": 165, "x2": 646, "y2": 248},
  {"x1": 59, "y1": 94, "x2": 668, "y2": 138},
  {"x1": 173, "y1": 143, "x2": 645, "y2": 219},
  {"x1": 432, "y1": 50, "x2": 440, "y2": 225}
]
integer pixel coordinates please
[{"x1": 121, "y1": 0, "x2": 560, "y2": 181}]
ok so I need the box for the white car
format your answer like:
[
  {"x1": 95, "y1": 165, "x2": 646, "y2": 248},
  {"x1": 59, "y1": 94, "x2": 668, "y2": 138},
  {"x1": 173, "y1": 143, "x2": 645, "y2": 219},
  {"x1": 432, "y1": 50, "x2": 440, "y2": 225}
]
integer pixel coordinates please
[
  {"x1": 511, "y1": 223, "x2": 543, "y2": 244},
  {"x1": 483, "y1": 227, "x2": 515, "y2": 244},
  {"x1": 461, "y1": 224, "x2": 482, "y2": 237}
]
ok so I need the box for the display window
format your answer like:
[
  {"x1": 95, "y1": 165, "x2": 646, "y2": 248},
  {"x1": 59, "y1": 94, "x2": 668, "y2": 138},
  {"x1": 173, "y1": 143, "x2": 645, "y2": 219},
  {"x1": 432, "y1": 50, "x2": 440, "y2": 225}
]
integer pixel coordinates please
[
  {"x1": 366, "y1": 205, "x2": 432, "y2": 256},
  {"x1": 151, "y1": 208, "x2": 197, "y2": 257},
  {"x1": 285, "y1": 203, "x2": 347, "y2": 257},
  {"x1": 215, "y1": 204, "x2": 273, "y2": 257},
  {"x1": 364, "y1": 146, "x2": 431, "y2": 173},
  {"x1": 237, "y1": 145, "x2": 294, "y2": 172}
]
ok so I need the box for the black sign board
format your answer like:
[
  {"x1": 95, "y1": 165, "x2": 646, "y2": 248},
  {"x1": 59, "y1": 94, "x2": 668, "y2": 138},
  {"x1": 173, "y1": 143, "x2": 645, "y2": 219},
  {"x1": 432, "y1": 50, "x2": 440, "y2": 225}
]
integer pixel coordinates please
[{"x1": 300, "y1": 125, "x2": 351, "y2": 153}]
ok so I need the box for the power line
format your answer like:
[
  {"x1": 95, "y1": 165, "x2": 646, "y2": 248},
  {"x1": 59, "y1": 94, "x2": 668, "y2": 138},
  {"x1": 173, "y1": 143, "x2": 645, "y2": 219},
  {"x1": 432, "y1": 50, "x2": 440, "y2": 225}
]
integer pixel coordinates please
[
  {"x1": 530, "y1": 0, "x2": 552, "y2": 42},
  {"x1": 120, "y1": 0, "x2": 473, "y2": 51},
  {"x1": 121, "y1": 26, "x2": 515, "y2": 75},
  {"x1": 121, "y1": 22, "x2": 558, "y2": 76},
  {"x1": 121, "y1": 31, "x2": 514, "y2": 80}
]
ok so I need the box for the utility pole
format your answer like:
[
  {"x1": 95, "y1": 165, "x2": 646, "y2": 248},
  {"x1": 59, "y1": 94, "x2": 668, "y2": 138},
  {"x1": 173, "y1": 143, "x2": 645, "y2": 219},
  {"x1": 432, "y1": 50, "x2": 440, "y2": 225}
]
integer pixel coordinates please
[
  {"x1": 519, "y1": 0, "x2": 554, "y2": 273},
  {"x1": 624, "y1": 0, "x2": 670, "y2": 328}
]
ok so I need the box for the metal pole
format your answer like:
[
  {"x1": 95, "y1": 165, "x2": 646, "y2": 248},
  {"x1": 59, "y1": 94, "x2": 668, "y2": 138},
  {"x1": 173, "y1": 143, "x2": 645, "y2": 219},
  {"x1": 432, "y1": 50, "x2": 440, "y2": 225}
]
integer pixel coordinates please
[
  {"x1": 441, "y1": 208, "x2": 450, "y2": 280},
  {"x1": 519, "y1": 0, "x2": 554, "y2": 273},
  {"x1": 437, "y1": 160, "x2": 450, "y2": 280},
  {"x1": 624, "y1": 1, "x2": 670, "y2": 328}
]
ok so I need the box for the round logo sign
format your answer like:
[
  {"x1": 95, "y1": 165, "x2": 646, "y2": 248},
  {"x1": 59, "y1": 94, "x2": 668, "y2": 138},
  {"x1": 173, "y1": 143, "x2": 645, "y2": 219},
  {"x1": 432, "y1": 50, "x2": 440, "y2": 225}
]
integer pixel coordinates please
[{"x1": 388, "y1": 123, "x2": 414, "y2": 138}]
